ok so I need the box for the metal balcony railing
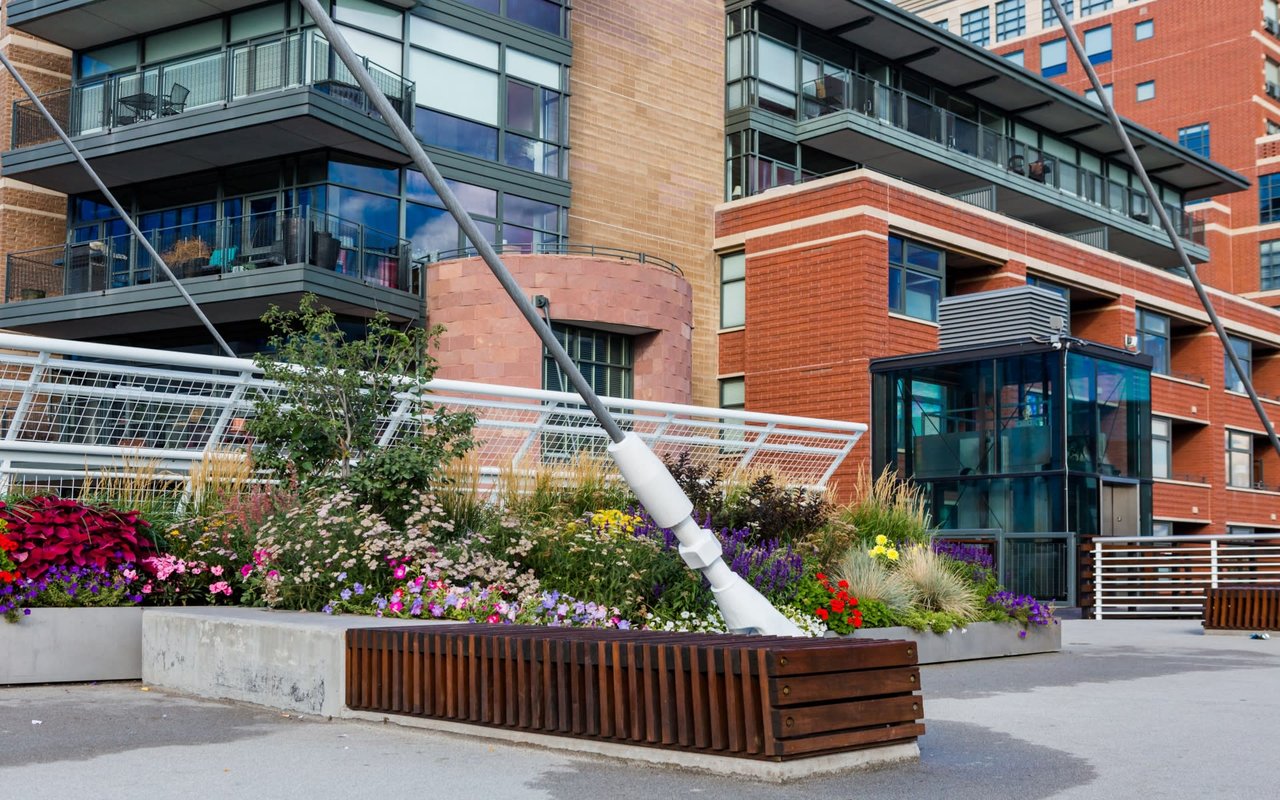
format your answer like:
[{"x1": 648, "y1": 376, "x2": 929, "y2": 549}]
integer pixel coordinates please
[
  {"x1": 794, "y1": 72, "x2": 1203, "y2": 246},
  {"x1": 429, "y1": 243, "x2": 684, "y2": 276},
  {"x1": 10, "y1": 30, "x2": 414, "y2": 149},
  {"x1": 3, "y1": 207, "x2": 413, "y2": 303}
]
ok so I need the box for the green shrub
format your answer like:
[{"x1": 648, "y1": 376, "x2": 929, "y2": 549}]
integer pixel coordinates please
[
  {"x1": 895, "y1": 607, "x2": 969, "y2": 634},
  {"x1": 856, "y1": 597, "x2": 899, "y2": 628}
]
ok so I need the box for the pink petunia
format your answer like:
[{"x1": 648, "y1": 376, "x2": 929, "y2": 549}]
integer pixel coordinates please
[
  {"x1": 393, "y1": 564, "x2": 408, "y2": 580},
  {"x1": 388, "y1": 601, "x2": 403, "y2": 614},
  {"x1": 240, "y1": 564, "x2": 252, "y2": 578},
  {"x1": 209, "y1": 581, "x2": 232, "y2": 596},
  {"x1": 210, "y1": 565, "x2": 224, "y2": 577}
]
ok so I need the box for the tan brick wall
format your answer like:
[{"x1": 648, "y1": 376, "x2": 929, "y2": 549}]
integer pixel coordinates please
[
  {"x1": 568, "y1": 0, "x2": 723, "y2": 407},
  {"x1": 0, "y1": 8, "x2": 70, "y2": 294}
]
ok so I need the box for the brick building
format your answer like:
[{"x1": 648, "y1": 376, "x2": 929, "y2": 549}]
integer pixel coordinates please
[
  {"x1": 714, "y1": 0, "x2": 1280, "y2": 548},
  {"x1": 0, "y1": 0, "x2": 724, "y2": 407}
]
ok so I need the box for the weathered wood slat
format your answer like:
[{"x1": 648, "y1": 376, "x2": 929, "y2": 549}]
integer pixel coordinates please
[
  {"x1": 346, "y1": 625, "x2": 925, "y2": 762},
  {"x1": 1204, "y1": 586, "x2": 1280, "y2": 630}
]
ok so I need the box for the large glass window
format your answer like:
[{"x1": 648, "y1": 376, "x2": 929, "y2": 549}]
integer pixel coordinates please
[
  {"x1": 1084, "y1": 26, "x2": 1112, "y2": 65},
  {"x1": 1261, "y1": 174, "x2": 1280, "y2": 224},
  {"x1": 961, "y1": 9, "x2": 990, "y2": 46},
  {"x1": 411, "y1": 51, "x2": 499, "y2": 125},
  {"x1": 1041, "y1": 39, "x2": 1067, "y2": 77},
  {"x1": 1224, "y1": 336, "x2": 1253, "y2": 393},
  {"x1": 1152, "y1": 416, "x2": 1171, "y2": 479},
  {"x1": 1136, "y1": 309, "x2": 1169, "y2": 375},
  {"x1": 1262, "y1": 239, "x2": 1280, "y2": 291},
  {"x1": 334, "y1": 0, "x2": 404, "y2": 39},
  {"x1": 543, "y1": 324, "x2": 633, "y2": 398},
  {"x1": 1043, "y1": 0, "x2": 1073, "y2": 28},
  {"x1": 889, "y1": 236, "x2": 944, "y2": 322},
  {"x1": 1081, "y1": 0, "x2": 1113, "y2": 16},
  {"x1": 1178, "y1": 123, "x2": 1210, "y2": 158},
  {"x1": 1226, "y1": 430, "x2": 1254, "y2": 488},
  {"x1": 721, "y1": 252, "x2": 746, "y2": 328},
  {"x1": 996, "y1": 1, "x2": 1026, "y2": 41}
]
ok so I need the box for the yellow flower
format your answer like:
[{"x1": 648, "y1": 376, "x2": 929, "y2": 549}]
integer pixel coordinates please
[
  {"x1": 875, "y1": 534, "x2": 888, "y2": 546},
  {"x1": 869, "y1": 544, "x2": 886, "y2": 557},
  {"x1": 886, "y1": 548, "x2": 899, "y2": 561}
]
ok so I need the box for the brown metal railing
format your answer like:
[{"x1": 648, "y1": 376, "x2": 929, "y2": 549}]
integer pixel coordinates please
[{"x1": 346, "y1": 624, "x2": 924, "y2": 761}]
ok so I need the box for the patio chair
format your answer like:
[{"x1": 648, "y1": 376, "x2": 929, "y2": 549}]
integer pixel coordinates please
[{"x1": 160, "y1": 83, "x2": 190, "y2": 116}]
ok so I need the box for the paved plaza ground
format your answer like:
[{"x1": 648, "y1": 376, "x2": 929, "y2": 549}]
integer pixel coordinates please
[{"x1": 1, "y1": 619, "x2": 1276, "y2": 799}]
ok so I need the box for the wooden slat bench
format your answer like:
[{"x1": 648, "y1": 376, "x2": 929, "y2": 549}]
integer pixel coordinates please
[
  {"x1": 1204, "y1": 585, "x2": 1280, "y2": 631},
  {"x1": 346, "y1": 624, "x2": 925, "y2": 761}
]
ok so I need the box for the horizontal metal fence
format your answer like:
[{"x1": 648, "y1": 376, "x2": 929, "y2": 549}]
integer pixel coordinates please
[
  {"x1": 0, "y1": 333, "x2": 865, "y2": 499},
  {"x1": 1091, "y1": 535, "x2": 1280, "y2": 618}
]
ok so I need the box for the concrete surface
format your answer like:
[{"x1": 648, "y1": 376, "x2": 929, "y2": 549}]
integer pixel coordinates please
[
  {"x1": 1, "y1": 607, "x2": 143, "y2": 684},
  {"x1": 143, "y1": 607, "x2": 439, "y2": 716},
  {"x1": 2, "y1": 619, "x2": 1276, "y2": 799},
  {"x1": 851, "y1": 620, "x2": 1062, "y2": 662}
]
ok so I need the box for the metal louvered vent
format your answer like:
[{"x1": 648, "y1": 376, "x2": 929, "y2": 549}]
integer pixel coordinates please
[{"x1": 938, "y1": 285, "x2": 1069, "y2": 350}]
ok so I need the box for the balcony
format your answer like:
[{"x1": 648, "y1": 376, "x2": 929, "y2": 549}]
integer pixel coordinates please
[
  {"x1": 3, "y1": 1, "x2": 419, "y2": 50},
  {"x1": 3, "y1": 32, "x2": 414, "y2": 193},
  {"x1": 788, "y1": 72, "x2": 1204, "y2": 264},
  {"x1": 0, "y1": 207, "x2": 420, "y2": 339}
]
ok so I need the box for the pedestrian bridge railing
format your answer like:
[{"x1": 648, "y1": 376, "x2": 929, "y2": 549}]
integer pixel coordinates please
[
  {"x1": 0, "y1": 332, "x2": 865, "y2": 499},
  {"x1": 1089, "y1": 535, "x2": 1280, "y2": 619}
]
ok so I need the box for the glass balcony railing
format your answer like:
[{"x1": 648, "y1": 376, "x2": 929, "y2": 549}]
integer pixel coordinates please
[
  {"x1": 10, "y1": 31, "x2": 414, "y2": 149},
  {"x1": 2, "y1": 207, "x2": 413, "y2": 304},
  {"x1": 796, "y1": 72, "x2": 1203, "y2": 245}
]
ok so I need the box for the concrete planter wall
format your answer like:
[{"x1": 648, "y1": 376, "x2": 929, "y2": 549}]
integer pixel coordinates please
[
  {"x1": 848, "y1": 620, "x2": 1061, "y2": 663},
  {"x1": 1, "y1": 607, "x2": 144, "y2": 684}
]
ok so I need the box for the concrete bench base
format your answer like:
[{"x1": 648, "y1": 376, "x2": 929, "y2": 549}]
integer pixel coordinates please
[{"x1": 1, "y1": 607, "x2": 143, "y2": 685}]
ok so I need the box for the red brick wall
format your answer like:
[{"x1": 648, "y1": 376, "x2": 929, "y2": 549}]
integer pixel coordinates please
[{"x1": 718, "y1": 169, "x2": 1280, "y2": 526}]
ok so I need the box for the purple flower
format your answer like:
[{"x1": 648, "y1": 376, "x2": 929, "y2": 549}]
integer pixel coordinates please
[
  {"x1": 353, "y1": 583, "x2": 365, "y2": 596},
  {"x1": 340, "y1": 588, "x2": 352, "y2": 601}
]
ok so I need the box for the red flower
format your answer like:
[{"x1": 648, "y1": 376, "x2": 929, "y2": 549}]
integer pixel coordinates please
[
  {"x1": 837, "y1": 579, "x2": 849, "y2": 589},
  {"x1": 852, "y1": 610, "x2": 863, "y2": 627},
  {"x1": 815, "y1": 572, "x2": 828, "y2": 583},
  {"x1": 830, "y1": 598, "x2": 845, "y2": 614},
  {"x1": 815, "y1": 608, "x2": 829, "y2": 620}
]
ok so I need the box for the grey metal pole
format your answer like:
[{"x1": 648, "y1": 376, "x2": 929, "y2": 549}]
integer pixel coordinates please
[
  {"x1": 1047, "y1": 0, "x2": 1280, "y2": 462},
  {"x1": 295, "y1": 0, "x2": 802, "y2": 635},
  {"x1": 296, "y1": 0, "x2": 623, "y2": 444},
  {"x1": 0, "y1": 50, "x2": 237, "y2": 360}
]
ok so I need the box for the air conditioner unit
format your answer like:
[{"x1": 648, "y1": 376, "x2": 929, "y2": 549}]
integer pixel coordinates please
[{"x1": 1123, "y1": 334, "x2": 1139, "y2": 351}]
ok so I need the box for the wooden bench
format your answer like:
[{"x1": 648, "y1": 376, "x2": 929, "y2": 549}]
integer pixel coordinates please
[
  {"x1": 346, "y1": 625, "x2": 924, "y2": 761},
  {"x1": 1203, "y1": 585, "x2": 1280, "y2": 631}
]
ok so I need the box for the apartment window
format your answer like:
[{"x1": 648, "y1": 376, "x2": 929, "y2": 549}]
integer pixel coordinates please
[
  {"x1": 888, "y1": 236, "x2": 945, "y2": 321},
  {"x1": 1042, "y1": 0, "x2": 1072, "y2": 28},
  {"x1": 1267, "y1": 59, "x2": 1280, "y2": 97},
  {"x1": 1269, "y1": 119, "x2": 1280, "y2": 136},
  {"x1": 1224, "y1": 336, "x2": 1252, "y2": 393},
  {"x1": 1041, "y1": 39, "x2": 1067, "y2": 77},
  {"x1": 1081, "y1": 0, "x2": 1113, "y2": 16},
  {"x1": 1226, "y1": 430, "x2": 1254, "y2": 488},
  {"x1": 1152, "y1": 417, "x2": 1172, "y2": 480},
  {"x1": 1084, "y1": 84, "x2": 1113, "y2": 105},
  {"x1": 961, "y1": 8, "x2": 990, "y2": 46},
  {"x1": 996, "y1": 1, "x2": 1026, "y2": 41},
  {"x1": 1261, "y1": 173, "x2": 1280, "y2": 224},
  {"x1": 935, "y1": 19, "x2": 950, "y2": 31},
  {"x1": 1136, "y1": 80, "x2": 1155, "y2": 102},
  {"x1": 543, "y1": 323, "x2": 632, "y2": 398},
  {"x1": 1136, "y1": 309, "x2": 1170, "y2": 375},
  {"x1": 1004, "y1": 50, "x2": 1025, "y2": 67},
  {"x1": 721, "y1": 252, "x2": 746, "y2": 328},
  {"x1": 455, "y1": 0, "x2": 566, "y2": 36},
  {"x1": 1135, "y1": 19, "x2": 1154, "y2": 40},
  {"x1": 1268, "y1": 0, "x2": 1280, "y2": 29},
  {"x1": 1084, "y1": 26, "x2": 1113, "y2": 65},
  {"x1": 1177, "y1": 123, "x2": 1210, "y2": 158},
  {"x1": 720, "y1": 377, "x2": 745, "y2": 410},
  {"x1": 1151, "y1": 521, "x2": 1172, "y2": 537},
  {"x1": 1262, "y1": 239, "x2": 1280, "y2": 290},
  {"x1": 1027, "y1": 276, "x2": 1071, "y2": 331}
]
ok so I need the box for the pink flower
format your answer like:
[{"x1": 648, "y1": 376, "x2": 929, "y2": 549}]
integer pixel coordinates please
[
  {"x1": 240, "y1": 564, "x2": 252, "y2": 578},
  {"x1": 267, "y1": 570, "x2": 279, "y2": 580},
  {"x1": 210, "y1": 565, "x2": 224, "y2": 577},
  {"x1": 388, "y1": 601, "x2": 403, "y2": 614},
  {"x1": 486, "y1": 613, "x2": 501, "y2": 624},
  {"x1": 393, "y1": 564, "x2": 408, "y2": 580},
  {"x1": 141, "y1": 583, "x2": 153, "y2": 594},
  {"x1": 192, "y1": 567, "x2": 203, "y2": 575},
  {"x1": 209, "y1": 581, "x2": 232, "y2": 596}
]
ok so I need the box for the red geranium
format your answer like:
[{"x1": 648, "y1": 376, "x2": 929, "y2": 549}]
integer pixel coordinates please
[{"x1": 811, "y1": 572, "x2": 862, "y2": 634}]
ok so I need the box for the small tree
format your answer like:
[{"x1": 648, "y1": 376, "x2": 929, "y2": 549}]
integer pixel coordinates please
[{"x1": 248, "y1": 295, "x2": 474, "y2": 525}]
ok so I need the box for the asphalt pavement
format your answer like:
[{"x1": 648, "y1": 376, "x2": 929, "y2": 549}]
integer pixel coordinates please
[{"x1": 1, "y1": 619, "x2": 1275, "y2": 800}]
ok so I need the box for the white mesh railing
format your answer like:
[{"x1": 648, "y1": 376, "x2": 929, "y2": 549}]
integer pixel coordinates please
[
  {"x1": 0, "y1": 332, "x2": 865, "y2": 498},
  {"x1": 1091, "y1": 534, "x2": 1280, "y2": 619}
]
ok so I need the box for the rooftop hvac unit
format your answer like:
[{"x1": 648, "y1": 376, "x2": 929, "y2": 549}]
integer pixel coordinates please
[{"x1": 937, "y1": 285, "x2": 1069, "y2": 350}]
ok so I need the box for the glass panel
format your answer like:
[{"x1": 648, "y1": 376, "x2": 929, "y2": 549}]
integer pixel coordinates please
[
  {"x1": 411, "y1": 51, "x2": 499, "y2": 125},
  {"x1": 904, "y1": 272, "x2": 940, "y2": 320},
  {"x1": 231, "y1": 3, "x2": 286, "y2": 41},
  {"x1": 721, "y1": 252, "x2": 746, "y2": 281},
  {"x1": 409, "y1": 17, "x2": 499, "y2": 69},
  {"x1": 507, "y1": 48, "x2": 562, "y2": 89},
  {"x1": 79, "y1": 42, "x2": 138, "y2": 78},
  {"x1": 508, "y1": 0, "x2": 563, "y2": 35},
  {"x1": 721, "y1": 378, "x2": 745, "y2": 408},
  {"x1": 541, "y1": 90, "x2": 561, "y2": 141},
  {"x1": 503, "y1": 194, "x2": 558, "y2": 230},
  {"x1": 506, "y1": 81, "x2": 536, "y2": 133},
  {"x1": 326, "y1": 186, "x2": 399, "y2": 234},
  {"x1": 414, "y1": 108, "x2": 498, "y2": 160},
  {"x1": 145, "y1": 20, "x2": 221, "y2": 63},
  {"x1": 328, "y1": 159, "x2": 399, "y2": 195},
  {"x1": 407, "y1": 202, "x2": 459, "y2": 255},
  {"x1": 335, "y1": 0, "x2": 404, "y2": 39},
  {"x1": 337, "y1": 25, "x2": 402, "y2": 68},
  {"x1": 722, "y1": 280, "x2": 745, "y2": 328},
  {"x1": 758, "y1": 37, "x2": 796, "y2": 90}
]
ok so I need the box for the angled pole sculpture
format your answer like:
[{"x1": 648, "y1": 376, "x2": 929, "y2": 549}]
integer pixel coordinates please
[
  {"x1": 295, "y1": 0, "x2": 800, "y2": 635},
  {"x1": 1046, "y1": 0, "x2": 1280, "y2": 462},
  {"x1": 0, "y1": 51, "x2": 236, "y2": 359}
]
